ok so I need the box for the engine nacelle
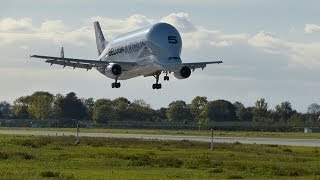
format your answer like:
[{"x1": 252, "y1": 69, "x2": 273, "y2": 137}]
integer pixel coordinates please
[
  {"x1": 105, "y1": 63, "x2": 122, "y2": 78},
  {"x1": 174, "y1": 66, "x2": 191, "y2": 79}
]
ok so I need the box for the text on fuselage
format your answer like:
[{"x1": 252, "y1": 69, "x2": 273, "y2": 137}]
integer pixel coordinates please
[{"x1": 108, "y1": 41, "x2": 146, "y2": 57}]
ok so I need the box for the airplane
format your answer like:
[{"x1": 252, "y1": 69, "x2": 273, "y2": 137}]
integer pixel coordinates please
[{"x1": 30, "y1": 21, "x2": 222, "y2": 89}]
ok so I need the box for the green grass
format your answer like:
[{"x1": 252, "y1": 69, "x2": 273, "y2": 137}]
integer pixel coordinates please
[
  {"x1": 0, "y1": 135, "x2": 319, "y2": 179},
  {"x1": 1, "y1": 127, "x2": 320, "y2": 139}
]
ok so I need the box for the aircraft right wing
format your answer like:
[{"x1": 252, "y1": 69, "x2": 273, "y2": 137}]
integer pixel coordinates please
[
  {"x1": 183, "y1": 61, "x2": 223, "y2": 71},
  {"x1": 30, "y1": 55, "x2": 137, "y2": 71}
]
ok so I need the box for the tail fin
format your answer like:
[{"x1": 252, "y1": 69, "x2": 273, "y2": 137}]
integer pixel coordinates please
[{"x1": 94, "y1": 21, "x2": 108, "y2": 55}]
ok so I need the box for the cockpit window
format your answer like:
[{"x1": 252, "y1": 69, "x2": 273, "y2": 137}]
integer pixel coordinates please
[{"x1": 168, "y1": 57, "x2": 181, "y2": 60}]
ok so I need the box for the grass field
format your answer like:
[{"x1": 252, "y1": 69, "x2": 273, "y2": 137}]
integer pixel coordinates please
[
  {"x1": 1, "y1": 127, "x2": 320, "y2": 139},
  {"x1": 0, "y1": 135, "x2": 319, "y2": 179}
]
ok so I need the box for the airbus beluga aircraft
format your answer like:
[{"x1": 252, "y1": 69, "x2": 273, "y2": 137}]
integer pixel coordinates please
[{"x1": 31, "y1": 21, "x2": 222, "y2": 89}]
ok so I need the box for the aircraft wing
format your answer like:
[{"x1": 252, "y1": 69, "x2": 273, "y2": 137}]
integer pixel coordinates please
[
  {"x1": 183, "y1": 61, "x2": 223, "y2": 71},
  {"x1": 30, "y1": 55, "x2": 137, "y2": 70}
]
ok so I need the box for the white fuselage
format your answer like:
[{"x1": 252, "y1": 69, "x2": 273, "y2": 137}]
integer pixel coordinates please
[{"x1": 97, "y1": 23, "x2": 183, "y2": 80}]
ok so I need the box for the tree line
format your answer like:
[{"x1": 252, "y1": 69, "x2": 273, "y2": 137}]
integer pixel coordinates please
[{"x1": 0, "y1": 91, "x2": 319, "y2": 126}]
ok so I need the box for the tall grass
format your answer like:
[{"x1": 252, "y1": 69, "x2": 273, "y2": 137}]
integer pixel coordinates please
[{"x1": 0, "y1": 135, "x2": 318, "y2": 179}]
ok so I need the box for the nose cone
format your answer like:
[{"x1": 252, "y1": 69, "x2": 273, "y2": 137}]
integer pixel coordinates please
[{"x1": 146, "y1": 23, "x2": 182, "y2": 58}]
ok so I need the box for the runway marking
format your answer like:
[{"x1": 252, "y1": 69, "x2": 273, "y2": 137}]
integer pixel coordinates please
[{"x1": 0, "y1": 130, "x2": 319, "y2": 147}]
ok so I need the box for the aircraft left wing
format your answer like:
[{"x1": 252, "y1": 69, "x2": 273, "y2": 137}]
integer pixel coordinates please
[
  {"x1": 183, "y1": 61, "x2": 223, "y2": 71},
  {"x1": 30, "y1": 55, "x2": 137, "y2": 70}
]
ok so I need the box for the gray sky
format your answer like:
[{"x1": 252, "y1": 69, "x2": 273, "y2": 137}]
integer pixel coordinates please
[{"x1": 0, "y1": 0, "x2": 319, "y2": 112}]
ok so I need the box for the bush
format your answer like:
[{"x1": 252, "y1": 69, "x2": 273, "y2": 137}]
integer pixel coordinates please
[
  {"x1": 227, "y1": 175, "x2": 243, "y2": 179},
  {"x1": 17, "y1": 137, "x2": 53, "y2": 148},
  {"x1": 40, "y1": 171, "x2": 60, "y2": 178},
  {"x1": 157, "y1": 157, "x2": 183, "y2": 168},
  {"x1": 208, "y1": 168, "x2": 223, "y2": 174},
  {"x1": 15, "y1": 152, "x2": 34, "y2": 160},
  {"x1": 128, "y1": 153, "x2": 154, "y2": 166},
  {"x1": 282, "y1": 148, "x2": 292, "y2": 153},
  {"x1": 0, "y1": 152, "x2": 9, "y2": 159},
  {"x1": 198, "y1": 153, "x2": 223, "y2": 168}
]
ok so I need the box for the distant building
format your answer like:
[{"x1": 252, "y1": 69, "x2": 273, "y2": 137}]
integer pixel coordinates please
[{"x1": 304, "y1": 127, "x2": 313, "y2": 133}]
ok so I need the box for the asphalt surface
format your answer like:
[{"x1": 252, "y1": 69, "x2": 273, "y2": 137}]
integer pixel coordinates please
[{"x1": 0, "y1": 130, "x2": 319, "y2": 147}]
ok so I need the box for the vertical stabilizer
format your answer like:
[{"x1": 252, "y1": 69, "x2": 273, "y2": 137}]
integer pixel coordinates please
[{"x1": 94, "y1": 21, "x2": 107, "y2": 55}]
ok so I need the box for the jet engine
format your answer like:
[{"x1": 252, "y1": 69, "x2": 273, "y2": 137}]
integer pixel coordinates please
[
  {"x1": 174, "y1": 66, "x2": 191, "y2": 79},
  {"x1": 105, "y1": 63, "x2": 122, "y2": 78}
]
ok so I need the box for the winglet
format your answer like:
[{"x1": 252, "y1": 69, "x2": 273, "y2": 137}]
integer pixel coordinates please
[{"x1": 60, "y1": 46, "x2": 64, "y2": 58}]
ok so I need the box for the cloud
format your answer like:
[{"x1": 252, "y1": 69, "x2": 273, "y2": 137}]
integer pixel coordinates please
[
  {"x1": 210, "y1": 40, "x2": 232, "y2": 47},
  {"x1": 248, "y1": 31, "x2": 290, "y2": 54},
  {"x1": 304, "y1": 24, "x2": 320, "y2": 33},
  {"x1": 0, "y1": 14, "x2": 320, "y2": 69},
  {"x1": 160, "y1": 13, "x2": 246, "y2": 48},
  {"x1": 40, "y1": 20, "x2": 66, "y2": 33},
  {"x1": 248, "y1": 31, "x2": 320, "y2": 68},
  {"x1": 0, "y1": 17, "x2": 92, "y2": 46},
  {"x1": 161, "y1": 12, "x2": 196, "y2": 33},
  {"x1": 0, "y1": 18, "x2": 34, "y2": 32},
  {"x1": 0, "y1": 13, "x2": 247, "y2": 50},
  {"x1": 90, "y1": 15, "x2": 153, "y2": 38}
]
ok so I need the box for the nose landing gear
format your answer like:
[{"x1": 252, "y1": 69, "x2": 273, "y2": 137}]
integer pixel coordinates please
[{"x1": 164, "y1": 71, "x2": 169, "y2": 81}]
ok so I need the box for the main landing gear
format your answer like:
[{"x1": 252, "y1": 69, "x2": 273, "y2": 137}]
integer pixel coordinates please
[
  {"x1": 111, "y1": 79, "x2": 121, "y2": 88},
  {"x1": 152, "y1": 73, "x2": 162, "y2": 89}
]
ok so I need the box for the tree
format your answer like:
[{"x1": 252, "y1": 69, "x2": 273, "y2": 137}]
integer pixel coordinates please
[
  {"x1": 59, "y1": 92, "x2": 86, "y2": 120},
  {"x1": 190, "y1": 96, "x2": 208, "y2": 122},
  {"x1": 154, "y1": 107, "x2": 167, "y2": 122},
  {"x1": 52, "y1": 94, "x2": 63, "y2": 119},
  {"x1": 84, "y1": 98, "x2": 95, "y2": 120},
  {"x1": 234, "y1": 104, "x2": 253, "y2": 122},
  {"x1": 27, "y1": 91, "x2": 54, "y2": 120},
  {"x1": 307, "y1": 103, "x2": 320, "y2": 123},
  {"x1": 113, "y1": 97, "x2": 131, "y2": 120},
  {"x1": 202, "y1": 100, "x2": 236, "y2": 121},
  {"x1": 92, "y1": 99, "x2": 116, "y2": 123},
  {"x1": 0, "y1": 101, "x2": 12, "y2": 119},
  {"x1": 166, "y1": 100, "x2": 192, "y2": 123},
  {"x1": 233, "y1": 101, "x2": 249, "y2": 121},
  {"x1": 128, "y1": 99, "x2": 154, "y2": 121},
  {"x1": 275, "y1": 101, "x2": 294, "y2": 123},
  {"x1": 287, "y1": 113, "x2": 303, "y2": 126},
  {"x1": 252, "y1": 98, "x2": 269, "y2": 122},
  {"x1": 307, "y1": 103, "x2": 320, "y2": 115},
  {"x1": 12, "y1": 96, "x2": 29, "y2": 119}
]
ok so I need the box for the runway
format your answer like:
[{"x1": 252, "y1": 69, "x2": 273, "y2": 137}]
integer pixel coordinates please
[{"x1": 0, "y1": 129, "x2": 319, "y2": 147}]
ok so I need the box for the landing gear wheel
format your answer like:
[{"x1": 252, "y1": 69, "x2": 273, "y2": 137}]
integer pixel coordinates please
[
  {"x1": 152, "y1": 84, "x2": 162, "y2": 89},
  {"x1": 164, "y1": 76, "x2": 169, "y2": 81},
  {"x1": 111, "y1": 82, "x2": 121, "y2": 88},
  {"x1": 152, "y1": 72, "x2": 162, "y2": 89}
]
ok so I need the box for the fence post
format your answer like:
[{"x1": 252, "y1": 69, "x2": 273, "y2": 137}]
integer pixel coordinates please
[
  {"x1": 75, "y1": 122, "x2": 80, "y2": 145},
  {"x1": 210, "y1": 128, "x2": 214, "y2": 150}
]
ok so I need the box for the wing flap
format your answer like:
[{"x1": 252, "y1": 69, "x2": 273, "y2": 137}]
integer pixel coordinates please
[
  {"x1": 183, "y1": 61, "x2": 223, "y2": 71},
  {"x1": 30, "y1": 55, "x2": 137, "y2": 71},
  {"x1": 45, "y1": 60, "x2": 93, "y2": 70}
]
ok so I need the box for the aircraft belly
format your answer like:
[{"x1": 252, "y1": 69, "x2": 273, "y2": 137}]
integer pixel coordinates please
[{"x1": 117, "y1": 66, "x2": 158, "y2": 80}]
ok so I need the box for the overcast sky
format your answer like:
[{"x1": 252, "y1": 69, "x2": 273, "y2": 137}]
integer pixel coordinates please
[{"x1": 1, "y1": 0, "x2": 319, "y2": 112}]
